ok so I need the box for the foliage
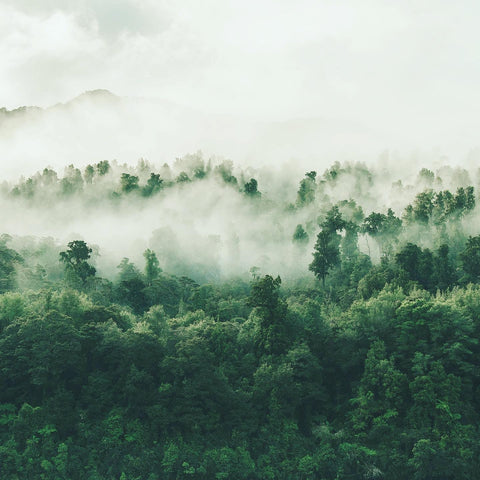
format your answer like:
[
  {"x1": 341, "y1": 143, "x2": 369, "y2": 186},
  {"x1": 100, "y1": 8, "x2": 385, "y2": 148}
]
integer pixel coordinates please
[
  {"x1": 1, "y1": 160, "x2": 480, "y2": 478},
  {"x1": 59, "y1": 240, "x2": 96, "y2": 285}
]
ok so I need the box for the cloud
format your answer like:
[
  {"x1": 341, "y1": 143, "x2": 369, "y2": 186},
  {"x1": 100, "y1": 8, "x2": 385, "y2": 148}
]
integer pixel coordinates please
[
  {"x1": 0, "y1": 0, "x2": 480, "y2": 159},
  {"x1": 0, "y1": 5, "x2": 104, "y2": 106},
  {"x1": 0, "y1": 0, "x2": 168, "y2": 37}
]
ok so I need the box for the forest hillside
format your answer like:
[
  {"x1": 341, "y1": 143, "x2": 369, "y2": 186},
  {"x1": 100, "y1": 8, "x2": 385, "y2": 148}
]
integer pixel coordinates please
[{"x1": 1, "y1": 157, "x2": 480, "y2": 478}]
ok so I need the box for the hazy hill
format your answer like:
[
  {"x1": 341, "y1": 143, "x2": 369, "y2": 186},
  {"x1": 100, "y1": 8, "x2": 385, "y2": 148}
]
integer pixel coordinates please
[{"x1": 0, "y1": 89, "x2": 392, "y2": 180}]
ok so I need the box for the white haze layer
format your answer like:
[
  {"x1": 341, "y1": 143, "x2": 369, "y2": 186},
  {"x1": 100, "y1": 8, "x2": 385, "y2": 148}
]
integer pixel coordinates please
[
  {"x1": 0, "y1": 171, "x2": 313, "y2": 281},
  {"x1": 1, "y1": 154, "x2": 479, "y2": 283},
  {"x1": 0, "y1": 90, "x2": 403, "y2": 181},
  {"x1": 1, "y1": 2, "x2": 480, "y2": 280},
  {"x1": 1, "y1": 1, "x2": 480, "y2": 167}
]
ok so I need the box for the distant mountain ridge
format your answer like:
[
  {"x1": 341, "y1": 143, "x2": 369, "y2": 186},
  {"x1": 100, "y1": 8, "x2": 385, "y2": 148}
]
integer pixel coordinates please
[
  {"x1": 0, "y1": 88, "x2": 391, "y2": 181},
  {"x1": 55, "y1": 89, "x2": 120, "y2": 107},
  {"x1": 0, "y1": 89, "x2": 119, "y2": 118}
]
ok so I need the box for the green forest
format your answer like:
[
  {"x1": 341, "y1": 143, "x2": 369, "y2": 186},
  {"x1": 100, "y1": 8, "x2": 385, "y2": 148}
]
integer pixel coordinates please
[{"x1": 2, "y1": 157, "x2": 480, "y2": 479}]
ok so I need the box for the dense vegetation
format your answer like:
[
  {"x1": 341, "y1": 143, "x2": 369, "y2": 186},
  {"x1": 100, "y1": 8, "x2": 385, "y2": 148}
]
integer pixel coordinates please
[{"x1": 2, "y1": 158, "x2": 480, "y2": 478}]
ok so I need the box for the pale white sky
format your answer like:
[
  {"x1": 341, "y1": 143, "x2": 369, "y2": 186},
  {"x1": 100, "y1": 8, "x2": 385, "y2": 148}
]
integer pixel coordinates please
[{"x1": 1, "y1": 0, "x2": 480, "y2": 154}]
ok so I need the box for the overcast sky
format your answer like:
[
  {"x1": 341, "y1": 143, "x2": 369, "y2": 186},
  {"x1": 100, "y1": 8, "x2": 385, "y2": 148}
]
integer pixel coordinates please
[{"x1": 1, "y1": 0, "x2": 480, "y2": 155}]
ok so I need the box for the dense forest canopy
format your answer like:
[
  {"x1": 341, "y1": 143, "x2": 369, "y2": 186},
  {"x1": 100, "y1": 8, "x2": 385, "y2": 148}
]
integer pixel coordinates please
[{"x1": 2, "y1": 156, "x2": 480, "y2": 478}]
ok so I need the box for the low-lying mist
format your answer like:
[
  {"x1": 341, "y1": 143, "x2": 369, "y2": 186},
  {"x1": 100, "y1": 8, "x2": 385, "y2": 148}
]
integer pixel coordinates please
[
  {"x1": 2, "y1": 145, "x2": 480, "y2": 284},
  {"x1": 3, "y1": 89, "x2": 477, "y2": 183}
]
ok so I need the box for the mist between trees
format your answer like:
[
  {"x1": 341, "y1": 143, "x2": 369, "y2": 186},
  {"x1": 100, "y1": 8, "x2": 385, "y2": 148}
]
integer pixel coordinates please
[
  {"x1": 1, "y1": 153, "x2": 479, "y2": 283},
  {"x1": 2, "y1": 155, "x2": 480, "y2": 478}
]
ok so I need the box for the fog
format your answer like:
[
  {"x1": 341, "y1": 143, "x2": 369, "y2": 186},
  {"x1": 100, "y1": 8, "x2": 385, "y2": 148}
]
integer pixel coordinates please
[
  {"x1": 2, "y1": 1, "x2": 480, "y2": 162},
  {"x1": 0, "y1": 156, "x2": 311, "y2": 280},
  {"x1": 1, "y1": 1, "x2": 480, "y2": 281},
  {"x1": 0, "y1": 152, "x2": 478, "y2": 284},
  {"x1": 0, "y1": 88, "x2": 398, "y2": 181}
]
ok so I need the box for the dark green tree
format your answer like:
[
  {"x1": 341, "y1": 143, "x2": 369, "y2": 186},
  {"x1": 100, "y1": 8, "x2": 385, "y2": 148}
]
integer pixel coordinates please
[
  {"x1": 362, "y1": 212, "x2": 386, "y2": 236},
  {"x1": 433, "y1": 244, "x2": 456, "y2": 290},
  {"x1": 143, "y1": 249, "x2": 161, "y2": 284},
  {"x1": 322, "y1": 205, "x2": 346, "y2": 234},
  {"x1": 412, "y1": 190, "x2": 435, "y2": 224},
  {"x1": 443, "y1": 190, "x2": 456, "y2": 215},
  {"x1": 141, "y1": 173, "x2": 163, "y2": 197},
  {"x1": 309, "y1": 229, "x2": 340, "y2": 287},
  {"x1": 341, "y1": 221, "x2": 360, "y2": 260},
  {"x1": 465, "y1": 186, "x2": 475, "y2": 211},
  {"x1": 296, "y1": 172, "x2": 316, "y2": 206},
  {"x1": 244, "y1": 178, "x2": 261, "y2": 197},
  {"x1": 350, "y1": 340, "x2": 407, "y2": 465},
  {"x1": 248, "y1": 275, "x2": 288, "y2": 355},
  {"x1": 59, "y1": 240, "x2": 96, "y2": 284},
  {"x1": 460, "y1": 235, "x2": 480, "y2": 282},
  {"x1": 120, "y1": 173, "x2": 139, "y2": 193},
  {"x1": 0, "y1": 236, "x2": 23, "y2": 294},
  {"x1": 395, "y1": 243, "x2": 434, "y2": 291},
  {"x1": 115, "y1": 258, "x2": 148, "y2": 313}
]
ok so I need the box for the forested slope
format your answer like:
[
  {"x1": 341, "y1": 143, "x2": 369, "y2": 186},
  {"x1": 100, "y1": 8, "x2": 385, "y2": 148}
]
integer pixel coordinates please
[{"x1": 1, "y1": 158, "x2": 480, "y2": 479}]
